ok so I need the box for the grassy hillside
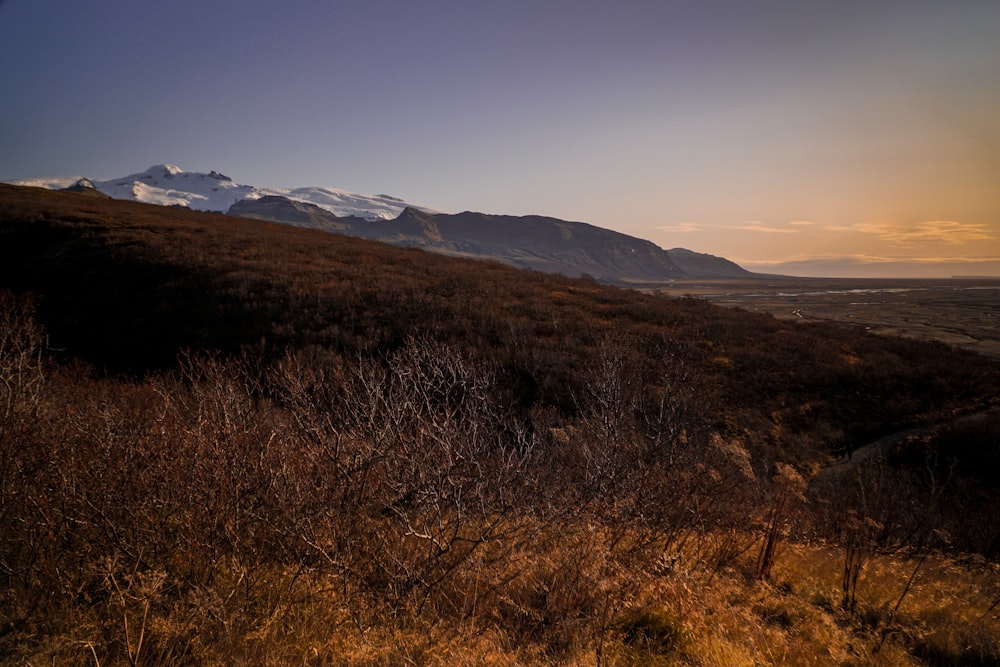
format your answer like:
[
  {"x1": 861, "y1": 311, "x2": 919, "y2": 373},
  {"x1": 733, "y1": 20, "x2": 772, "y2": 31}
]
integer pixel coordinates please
[
  {"x1": 2, "y1": 184, "x2": 994, "y2": 456},
  {"x1": 2, "y1": 184, "x2": 999, "y2": 665}
]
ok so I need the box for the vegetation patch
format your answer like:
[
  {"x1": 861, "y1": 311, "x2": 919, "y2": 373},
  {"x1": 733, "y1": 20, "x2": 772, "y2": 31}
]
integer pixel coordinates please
[{"x1": 2, "y1": 185, "x2": 999, "y2": 664}]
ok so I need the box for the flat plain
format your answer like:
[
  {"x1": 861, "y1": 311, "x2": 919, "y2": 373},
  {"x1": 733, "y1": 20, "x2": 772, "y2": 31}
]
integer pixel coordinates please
[{"x1": 657, "y1": 276, "x2": 1000, "y2": 360}]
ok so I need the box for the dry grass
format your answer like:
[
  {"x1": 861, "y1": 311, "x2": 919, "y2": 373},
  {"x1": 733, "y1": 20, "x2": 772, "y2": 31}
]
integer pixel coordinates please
[
  {"x1": 4, "y1": 187, "x2": 1000, "y2": 665},
  {"x1": 5, "y1": 526, "x2": 999, "y2": 665}
]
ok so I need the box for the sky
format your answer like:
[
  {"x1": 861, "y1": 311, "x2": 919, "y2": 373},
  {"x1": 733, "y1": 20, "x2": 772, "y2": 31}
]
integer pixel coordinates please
[{"x1": 1, "y1": 0, "x2": 998, "y2": 277}]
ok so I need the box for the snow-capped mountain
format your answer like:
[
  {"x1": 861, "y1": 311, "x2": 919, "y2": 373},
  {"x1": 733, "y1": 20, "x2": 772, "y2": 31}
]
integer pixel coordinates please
[
  {"x1": 8, "y1": 164, "x2": 754, "y2": 283},
  {"x1": 10, "y1": 164, "x2": 435, "y2": 221}
]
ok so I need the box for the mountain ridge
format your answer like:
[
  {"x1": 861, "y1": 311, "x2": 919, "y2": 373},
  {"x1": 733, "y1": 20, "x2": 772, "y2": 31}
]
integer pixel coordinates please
[
  {"x1": 9, "y1": 164, "x2": 433, "y2": 220},
  {"x1": 10, "y1": 165, "x2": 754, "y2": 283},
  {"x1": 229, "y1": 195, "x2": 754, "y2": 283}
]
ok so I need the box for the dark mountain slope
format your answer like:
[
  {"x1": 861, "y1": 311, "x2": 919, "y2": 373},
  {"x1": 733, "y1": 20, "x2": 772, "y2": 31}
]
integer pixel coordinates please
[
  {"x1": 228, "y1": 196, "x2": 751, "y2": 283},
  {"x1": 665, "y1": 247, "x2": 752, "y2": 279},
  {"x1": 402, "y1": 208, "x2": 690, "y2": 280},
  {"x1": 228, "y1": 194, "x2": 363, "y2": 231},
  {"x1": 60, "y1": 178, "x2": 111, "y2": 198}
]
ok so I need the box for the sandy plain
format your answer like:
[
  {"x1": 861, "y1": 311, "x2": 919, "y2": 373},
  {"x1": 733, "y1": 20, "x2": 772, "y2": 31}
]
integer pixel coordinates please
[{"x1": 657, "y1": 277, "x2": 1000, "y2": 360}]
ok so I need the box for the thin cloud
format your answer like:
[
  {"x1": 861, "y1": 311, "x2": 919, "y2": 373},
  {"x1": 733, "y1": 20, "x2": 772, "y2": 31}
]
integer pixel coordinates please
[
  {"x1": 750, "y1": 252, "x2": 1000, "y2": 265},
  {"x1": 736, "y1": 252, "x2": 891, "y2": 267},
  {"x1": 857, "y1": 220, "x2": 996, "y2": 245},
  {"x1": 738, "y1": 253, "x2": 1000, "y2": 278},
  {"x1": 656, "y1": 222, "x2": 701, "y2": 233},
  {"x1": 733, "y1": 221, "x2": 800, "y2": 234},
  {"x1": 903, "y1": 255, "x2": 1000, "y2": 265}
]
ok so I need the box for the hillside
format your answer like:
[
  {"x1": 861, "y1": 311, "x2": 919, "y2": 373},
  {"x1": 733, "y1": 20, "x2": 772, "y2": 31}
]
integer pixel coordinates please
[
  {"x1": 12, "y1": 165, "x2": 753, "y2": 283},
  {"x1": 229, "y1": 195, "x2": 751, "y2": 282},
  {"x1": 3, "y1": 183, "x2": 994, "y2": 446},
  {"x1": 2, "y1": 183, "x2": 1000, "y2": 665}
]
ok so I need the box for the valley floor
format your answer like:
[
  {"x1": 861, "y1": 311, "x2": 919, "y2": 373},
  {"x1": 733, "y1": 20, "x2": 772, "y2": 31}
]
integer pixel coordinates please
[{"x1": 657, "y1": 278, "x2": 1000, "y2": 360}]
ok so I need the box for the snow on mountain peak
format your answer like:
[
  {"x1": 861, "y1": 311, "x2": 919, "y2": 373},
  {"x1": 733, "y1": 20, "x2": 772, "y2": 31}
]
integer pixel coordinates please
[
  {"x1": 130, "y1": 164, "x2": 185, "y2": 180},
  {"x1": 6, "y1": 165, "x2": 442, "y2": 220},
  {"x1": 88, "y1": 165, "x2": 255, "y2": 212}
]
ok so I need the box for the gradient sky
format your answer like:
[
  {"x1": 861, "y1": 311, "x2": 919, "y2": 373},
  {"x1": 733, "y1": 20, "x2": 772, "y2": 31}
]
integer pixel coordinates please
[{"x1": 2, "y1": 0, "x2": 998, "y2": 277}]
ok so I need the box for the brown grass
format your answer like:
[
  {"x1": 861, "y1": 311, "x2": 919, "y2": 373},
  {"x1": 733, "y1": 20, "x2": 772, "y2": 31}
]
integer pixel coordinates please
[
  {"x1": 2, "y1": 185, "x2": 1000, "y2": 664},
  {"x1": 12, "y1": 538, "x2": 996, "y2": 665}
]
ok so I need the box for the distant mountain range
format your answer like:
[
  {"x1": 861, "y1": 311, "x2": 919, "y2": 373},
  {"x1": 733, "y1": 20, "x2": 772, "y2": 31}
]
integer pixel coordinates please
[
  {"x1": 10, "y1": 165, "x2": 753, "y2": 283},
  {"x1": 12, "y1": 164, "x2": 425, "y2": 219}
]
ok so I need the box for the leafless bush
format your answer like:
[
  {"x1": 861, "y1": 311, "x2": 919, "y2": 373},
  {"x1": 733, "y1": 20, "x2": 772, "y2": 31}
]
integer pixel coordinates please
[
  {"x1": 755, "y1": 462, "x2": 807, "y2": 580},
  {"x1": 0, "y1": 293, "x2": 48, "y2": 642},
  {"x1": 558, "y1": 336, "x2": 760, "y2": 576},
  {"x1": 271, "y1": 337, "x2": 537, "y2": 616},
  {"x1": 810, "y1": 453, "x2": 936, "y2": 617},
  {"x1": 0, "y1": 292, "x2": 45, "y2": 423}
]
